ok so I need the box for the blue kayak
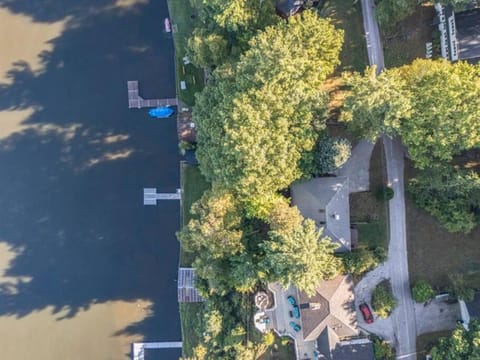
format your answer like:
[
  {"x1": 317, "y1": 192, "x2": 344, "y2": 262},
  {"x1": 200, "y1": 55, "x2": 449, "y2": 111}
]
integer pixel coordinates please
[{"x1": 148, "y1": 106, "x2": 174, "y2": 118}]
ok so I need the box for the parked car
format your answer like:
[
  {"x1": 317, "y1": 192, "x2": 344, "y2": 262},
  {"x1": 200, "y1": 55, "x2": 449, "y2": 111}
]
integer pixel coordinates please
[
  {"x1": 289, "y1": 321, "x2": 301, "y2": 332},
  {"x1": 287, "y1": 295, "x2": 296, "y2": 306},
  {"x1": 359, "y1": 303, "x2": 374, "y2": 324},
  {"x1": 292, "y1": 305, "x2": 300, "y2": 319}
]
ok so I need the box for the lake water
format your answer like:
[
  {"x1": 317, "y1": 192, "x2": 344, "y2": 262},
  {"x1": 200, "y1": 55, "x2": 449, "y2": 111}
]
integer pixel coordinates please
[{"x1": 0, "y1": 1, "x2": 181, "y2": 359}]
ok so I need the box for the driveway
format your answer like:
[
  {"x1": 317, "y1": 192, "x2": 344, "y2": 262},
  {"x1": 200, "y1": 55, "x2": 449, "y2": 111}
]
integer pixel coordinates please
[
  {"x1": 335, "y1": 140, "x2": 375, "y2": 193},
  {"x1": 359, "y1": 1, "x2": 417, "y2": 358}
]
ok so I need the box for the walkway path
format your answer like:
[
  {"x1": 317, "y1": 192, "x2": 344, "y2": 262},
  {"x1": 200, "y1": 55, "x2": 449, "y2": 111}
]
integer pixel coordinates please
[
  {"x1": 359, "y1": 1, "x2": 417, "y2": 358},
  {"x1": 128, "y1": 81, "x2": 178, "y2": 109}
]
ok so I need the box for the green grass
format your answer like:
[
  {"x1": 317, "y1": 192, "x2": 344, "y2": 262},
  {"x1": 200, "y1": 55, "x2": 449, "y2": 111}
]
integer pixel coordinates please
[
  {"x1": 180, "y1": 162, "x2": 210, "y2": 266},
  {"x1": 167, "y1": 0, "x2": 204, "y2": 105},
  {"x1": 320, "y1": 0, "x2": 368, "y2": 73},
  {"x1": 381, "y1": 4, "x2": 436, "y2": 67},
  {"x1": 417, "y1": 330, "x2": 452, "y2": 357},
  {"x1": 406, "y1": 161, "x2": 480, "y2": 290},
  {"x1": 179, "y1": 303, "x2": 205, "y2": 358},
  {"x1": 350, "y1": 140, "x2": 389, "y2": 250},
  {"x1": 178, "y1": 163, "x2": 210, "y2": 357}
]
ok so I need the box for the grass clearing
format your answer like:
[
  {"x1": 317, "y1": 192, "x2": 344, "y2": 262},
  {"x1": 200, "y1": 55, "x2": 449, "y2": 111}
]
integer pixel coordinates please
[
  {"x1": 180, "y1": 162, "x2": 210, "y2": 266},
  {"x1": 416, "y1": 330, "x2": 452, "y2": 357},
  {"x1": 350, "y1": 140, "x2": 389, "y2": 250},
  {"x1": 320, "y1": 0, "x2": 368, "y2": 73},
  {"x1": 179, "y1": 302, "x2": 205, "y2": 358},
  {"x1": 320, "y1": 0, "x2": 368, "y2": 123},
  {"x1": 167, "y1": 0, "x2": 204, "y2": 105},
  {"x1": 381, "y1": 4, "x2": 435, "y2": 67},
  {"x1": 406, "y1": 161, "x2": 480, "y2": 290}
]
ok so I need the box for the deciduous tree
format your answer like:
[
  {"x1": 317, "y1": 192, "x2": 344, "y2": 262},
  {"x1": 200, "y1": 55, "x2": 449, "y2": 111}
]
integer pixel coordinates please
[{"x1": 261, "y1": 219, "x2": 341, "y2": 295}]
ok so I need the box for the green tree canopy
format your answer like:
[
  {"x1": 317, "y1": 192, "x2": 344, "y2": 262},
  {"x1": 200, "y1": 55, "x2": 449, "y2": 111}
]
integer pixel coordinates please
[
  {"x1": 430, "y1": 320, "x2": 480, "y2": 360},
  {"x1": 177, "y1": 189, "x2": 244, "y2": 259},
  {"x1": 342, "y1": 60, "x2": 480, "y2": 169},
  {"x1": 313, "y1": 135, "x2": 352, "y2": 175},
  {"x1": 412, "y1": 280, "x2": 435, "y2": 303},
  {"x1": 261, "y1": 219, "x2": 341, "y2": 296},
  {"x1": 408, "y1": 166, "x2": 480, "y2": 233},
  {"x1": 195, "y1": 11, "x2": 343, "y2": 198},
  {"x1": 372, "y1": 280, "x2": 396, "y2": 319}
]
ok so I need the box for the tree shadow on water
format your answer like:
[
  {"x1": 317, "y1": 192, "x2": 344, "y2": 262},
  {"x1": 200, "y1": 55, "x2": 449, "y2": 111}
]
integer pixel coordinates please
[{"x1": 0, "y1": 0, "x2": 181, "y2": 351}]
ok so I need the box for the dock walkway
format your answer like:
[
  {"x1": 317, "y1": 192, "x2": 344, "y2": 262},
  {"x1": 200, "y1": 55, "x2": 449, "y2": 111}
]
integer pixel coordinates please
[{"x1": 127, "y1": 81, "x2": 178, "y2": 109}]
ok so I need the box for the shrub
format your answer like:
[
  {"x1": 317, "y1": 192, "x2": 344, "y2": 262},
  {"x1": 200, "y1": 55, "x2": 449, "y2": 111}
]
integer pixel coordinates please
[
  {"x1": 342, "y1": 249, "x2": 378, "y2": 277},
  {"x1": 314, "y1": 136, "x2": 351, "y2": 175},
  {"x1": 372, "y1": 280, "x2": 396, "y2": 319},
  {"x1": 448, "y1": 273, "x2": 475, "y2": 302},
  {"x1": 375, "y1": 185, "x2": 394, "y2": 201},
  {"x1": 373, "y1": 336, "x2": 395, "y2": 360},
  {"x1": 263, "y1": 331, "x2": 275, "y2": 346},
  {"x1": 179, "y1": 140, "x2": 196, "y2": 155},
  {"x1": 412, "y1": 280, "x2": 435, "y2": 303}
]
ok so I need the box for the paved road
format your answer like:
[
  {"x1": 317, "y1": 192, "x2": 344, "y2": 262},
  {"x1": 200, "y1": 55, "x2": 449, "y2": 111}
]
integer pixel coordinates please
[
  {"x1": 0, "y1": 1, "x2": 180, "y2": 359},
  {"x1": 360, "y1": 1, "x2": 417, "y2": 359},
  {"x1": 361, "y1": 0, "x2": 385, "y2": 73},
  {"x1": 384, "y1": 137, "x2": 416, "y2": 360}
]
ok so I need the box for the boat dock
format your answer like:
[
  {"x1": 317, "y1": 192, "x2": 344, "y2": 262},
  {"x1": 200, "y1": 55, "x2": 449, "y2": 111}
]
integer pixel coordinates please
[{"x1": 127, "y1": 81, "x2": 178, "y2": 109}]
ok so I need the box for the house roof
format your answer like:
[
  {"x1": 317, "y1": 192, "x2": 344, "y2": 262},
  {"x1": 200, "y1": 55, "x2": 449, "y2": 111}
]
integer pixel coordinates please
[
  {"x1": 317, "y1": 331, "x2": 374, "y2": 360},
  {"x1": 466, "y1": 292, "x2": 480, "y2": 318},
  {"x1": 455, "y1": 8, "x2": 480, "y2": 60},
  {"x1": 298, "y1": 275, "x2": 358, "y2": 342},
  {"x1": 275, "y1": 0, "x2": 304, "y2": 17},
  {"x1": 291, "y1": 177, "x2": 351, "y2": 252}
]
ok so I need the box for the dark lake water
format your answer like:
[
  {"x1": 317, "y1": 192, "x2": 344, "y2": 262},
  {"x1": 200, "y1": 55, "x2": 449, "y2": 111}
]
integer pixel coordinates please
[{"x1": 0, "y1": 0, "x2": 181, "y2": 359}]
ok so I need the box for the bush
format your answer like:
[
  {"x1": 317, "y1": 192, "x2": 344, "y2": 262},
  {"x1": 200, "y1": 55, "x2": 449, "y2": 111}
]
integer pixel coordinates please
[
  {"x1": 412, "y1": 280, "x2": 435, "y2": 303},
  {"x1": 342, "y1": 248, "x2": 379, "y2": 277},
  {"x1": 372, "y1": 280, "x2": 396, "y2": 319},
  {"x1": 373, "y1": 336, "x2": 395, "y2": 360},
  {"x1": 179, "y1": 140, "x2": 196, "y2": 155},
  {"x1": 263, "y1": 331, "x2": 275, "y2": 346},
  {"x1": 448, "y1": 273, "x2": 475, "y2": 302},
  {"x1": 314, "y1": 135, "x2": 351, "y2": 175},
  {"x1": 375, "y1": 185, "x2": 394, "y2": 201}
]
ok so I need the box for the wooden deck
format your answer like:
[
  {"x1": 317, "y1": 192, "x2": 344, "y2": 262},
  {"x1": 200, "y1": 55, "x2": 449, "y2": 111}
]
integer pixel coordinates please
[{"x1": 127, "y1": 81, "x2": 178, "y2": 109}]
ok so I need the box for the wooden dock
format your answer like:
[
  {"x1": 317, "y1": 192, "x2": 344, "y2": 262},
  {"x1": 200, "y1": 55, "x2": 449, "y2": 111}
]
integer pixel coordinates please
[{"x1": 127, "y1": 81, "x2": 178, "y2": 109}]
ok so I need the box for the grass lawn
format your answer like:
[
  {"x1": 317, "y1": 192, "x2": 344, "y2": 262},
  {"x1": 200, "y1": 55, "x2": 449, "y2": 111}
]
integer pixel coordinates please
[
  {"x1": 257, "y1": 336, "x2": 296, "y2": 360},
  {"x1": 180, "y1": 162, "x2": 210, "y2": 266},
  {"x1": 350, "y1": 140, "x2": 389, "y2": 250},
  {"x1": 320, "y1": 0, "x2": 368, "y2": 123},
  {"x1": 381, "y1": 4, "x2": 435, "y2": 67},
  {"x1": 416, "y1": 330, "x2": 452, "y2": 358},
  {"x1": 320, "y1": 0, "x2": 368, "y2": 73},
  {"x1": 178, "y1": 163, "x2": 209, "y2": 357},
  {"x1": 406, "y1": 161, "x2": 480, "y2": 290},
  {"x1": 167, "y1": 0, "x2": 204, "y2": 105},
  {"x1": 179, "y1": 302, "x2": 205, "y2": 358}
]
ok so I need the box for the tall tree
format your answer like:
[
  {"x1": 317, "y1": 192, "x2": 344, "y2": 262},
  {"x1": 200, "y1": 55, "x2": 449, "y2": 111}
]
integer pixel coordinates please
[
  {"x1": 261, "y1": 219, "x2": 341, "y2": 295},
  {"x1": 408, "y1": 166, "x2": 480, "y2": 233},
  {"x1": 430, "y1": 320, "x2": 480, "y2": 360},
  {"x1": 194, "y1": 11, "x2": 343, "y2": 198},
  {"x1": 342, "y1": 60, "x2": 480, "y2": 169}
]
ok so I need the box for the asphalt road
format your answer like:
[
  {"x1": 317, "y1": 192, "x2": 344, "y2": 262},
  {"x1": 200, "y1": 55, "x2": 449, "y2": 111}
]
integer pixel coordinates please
[
  {"x1": 360, "y1": 1, "x2": 417, "y2": 358},
  {"x1": 0, "y1": 1, "x2": 181, "y2": 359}
]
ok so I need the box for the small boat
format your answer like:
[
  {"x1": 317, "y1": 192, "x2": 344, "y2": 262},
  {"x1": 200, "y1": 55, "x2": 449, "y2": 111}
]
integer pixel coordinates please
[
  {"x1": 149, "y1": 106, "x2": 174, "y2": 118},
  {"x1": 164, "y1": 18, "x2": 171, "y2": 33}
]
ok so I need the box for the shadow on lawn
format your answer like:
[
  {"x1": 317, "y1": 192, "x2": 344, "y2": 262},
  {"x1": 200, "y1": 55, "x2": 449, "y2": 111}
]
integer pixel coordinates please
[{"x1": 0, "y1": 0, "x2": 181, "y2": 345}]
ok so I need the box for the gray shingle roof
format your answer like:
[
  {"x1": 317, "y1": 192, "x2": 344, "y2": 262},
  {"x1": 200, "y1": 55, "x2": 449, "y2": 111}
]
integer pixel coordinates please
[
  {"x1": 298, "y1": 275, "x2": 358, "y2": 342},
  {"x1": 291, "y1": 177, "x2": 351, "y2": 252},
  {"x1": 456, "y1": 8, "x2": 480, "y2": 60}
]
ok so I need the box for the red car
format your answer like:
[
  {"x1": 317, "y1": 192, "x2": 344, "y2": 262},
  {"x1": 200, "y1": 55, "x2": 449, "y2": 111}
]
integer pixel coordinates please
[{"x1": 359, "y1": 303, "x2": 374, "y2": 324}]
